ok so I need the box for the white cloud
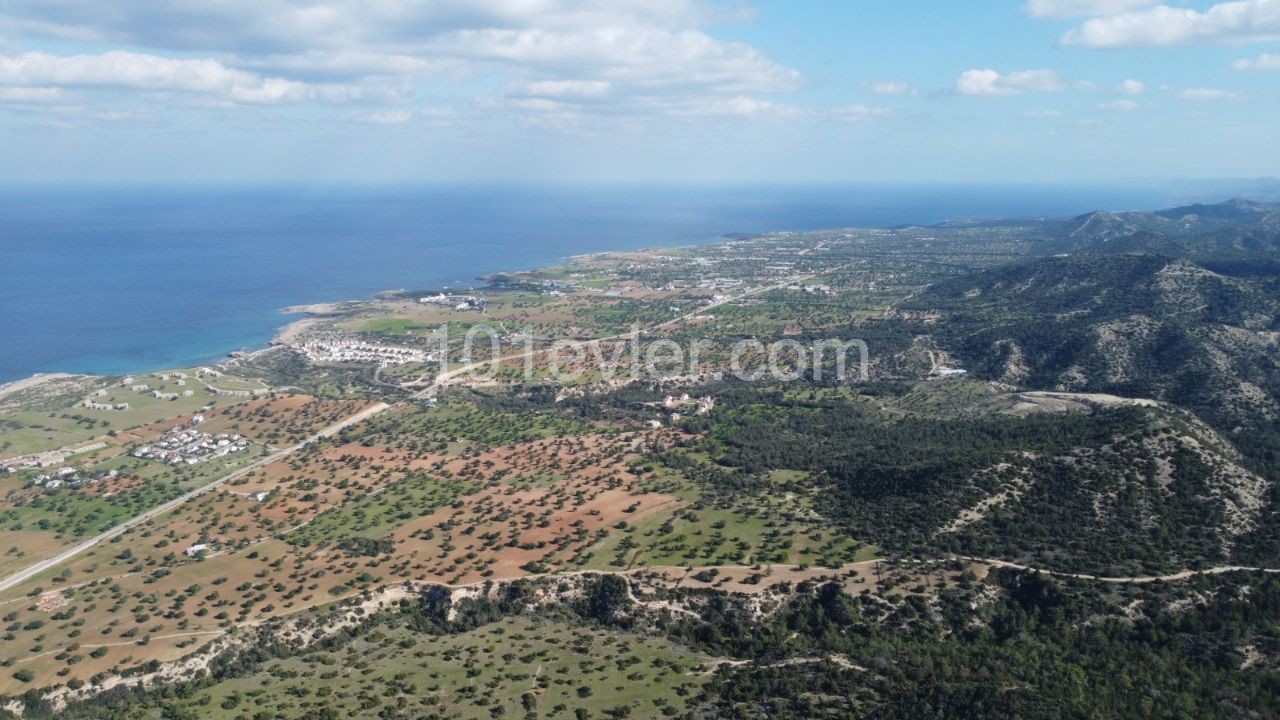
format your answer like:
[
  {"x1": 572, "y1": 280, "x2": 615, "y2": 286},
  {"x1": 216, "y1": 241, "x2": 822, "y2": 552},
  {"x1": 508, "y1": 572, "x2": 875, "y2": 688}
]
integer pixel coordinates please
[
  {"x1": 0, "y1": 85, "x2": 65, "y2": 103},
  {"x1": 0, "y1": 1, "x2": 723, "y2": 52},
  {"x1": 1025, "y1": 109, "x2": 1065, "y2": 118},
  {"x1": 666, "y1": 96, "x2": 810, "y2": 121},
  {"x1": 1024, "y1": 0, "x2": 1158, "y2": 19},
  {"x1": 956, "y1": 68, "x2": 1065, "y2": 96},
  {"x1": 830, "y1": 105, "x2": 893, "y2": 123},
  {"x1": 1098, "y1": 99, "x2": 1140, "y2": 110},
  {"x1": 0, "y1": 0, "x2": 802, "y2": 124},
  {"x1": 1060, "y1": 0, "x2": 1280, "y2": 48},
  {"x1": 432, "y1": 27, "x2": 799, "y2": 95},
  {"x1": 0, "y1": 50, "x2": 357, "y2": 104},
  {"x1": 89, "y1": 109, "x2": 152, "y2": 121},
  {"x1": 518, "y1": 79, "x2": 612, "y2": 97},
  {"x1": 1118, "y1": 78, "x2": 1145, "y2": 94},
  {"x1": 239, "y1": 51, "x2": 461, "y2": 81},
  {"x1": 1177, "y1": 87, "x2": 1244, "y2": 100},
  {"x1": 1233, "y1": 52, "x2": 1280, "y2": 69},
  {"x1": 870, "y1": 81, "x2": 915, "y2": 96},
  {"x1": 348, "y1": 109, "x2": 413, "y2": 125}
]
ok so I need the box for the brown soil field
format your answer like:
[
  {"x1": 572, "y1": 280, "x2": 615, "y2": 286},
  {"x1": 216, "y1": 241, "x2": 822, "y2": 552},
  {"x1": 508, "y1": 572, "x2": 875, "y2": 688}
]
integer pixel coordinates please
[
  {"x1": 0, "y1": 429, "x2": 689, "y2": 690},
  {"x1": 199, "y1": 395, "x2": 377, "y2": 446}
]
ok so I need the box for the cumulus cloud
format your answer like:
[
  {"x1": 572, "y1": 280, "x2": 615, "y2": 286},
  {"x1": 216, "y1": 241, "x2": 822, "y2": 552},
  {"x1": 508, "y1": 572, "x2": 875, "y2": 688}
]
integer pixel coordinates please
[
  {"x1": 956, "y1": 68, "x2": 1065, "y2": 96},
  {"x1": 1118, "y1": 78, "x2": 1145, "y2": 94},
  {"x1": 0, "y1": 0, "x2": 723, "y2": 53},
  {"x1": 0, "y1": 0, "x2": 802, "y2": 123},
  {"x1": 431, "y1": 26, "x2": 799, "y2": 95},
  {"x1": 1060, "y1": 0, "x2": 1280, "y2": 48},
  {"x1": 1024, "y1": 0, "x2": 1158, "y2": 19},
  {"x1": 1233, "y1": 52, "x2": 1280, "y2": 69},
  {"x1": 0, "y1": 50, "x2": 358, "y2": 104}
]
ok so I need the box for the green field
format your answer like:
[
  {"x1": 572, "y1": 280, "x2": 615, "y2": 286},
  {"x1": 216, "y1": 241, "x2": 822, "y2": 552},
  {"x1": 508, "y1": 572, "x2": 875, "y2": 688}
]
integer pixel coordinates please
[
  {"x1": 165, "y1": 617, "x2": 711, "y2": 720},
  {"x1": 0, "y1": 369, "x2": 270, "y2": 458},
  {"x1": 581, "y1": 464, "x2": 875, "y2": 570}
]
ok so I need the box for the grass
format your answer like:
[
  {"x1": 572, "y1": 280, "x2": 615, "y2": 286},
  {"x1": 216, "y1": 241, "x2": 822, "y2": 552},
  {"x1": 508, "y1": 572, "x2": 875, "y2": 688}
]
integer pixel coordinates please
[
  {"x1": 0, "y1": 449, "x2": 265, "y2": 540},
  {"x1": 0, "y1": 370, "x2": 270, "y2": 458},
  {"x1": 354, "y1": 316, "x2": 435, "y2": 336}
]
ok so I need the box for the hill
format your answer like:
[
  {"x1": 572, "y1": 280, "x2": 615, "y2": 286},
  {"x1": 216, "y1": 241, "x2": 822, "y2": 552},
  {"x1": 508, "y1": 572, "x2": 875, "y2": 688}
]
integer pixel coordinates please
[
  {"x1": 905, "y1": 254, "x2": 1280, "y2": 433},
  {"x1": 1040, "y1": 199, "x2": 1280, "y2": 272}
]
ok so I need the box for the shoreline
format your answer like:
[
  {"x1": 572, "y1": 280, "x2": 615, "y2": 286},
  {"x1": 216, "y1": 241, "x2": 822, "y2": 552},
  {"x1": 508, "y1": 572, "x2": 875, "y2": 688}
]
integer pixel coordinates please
[
  {"x1": 0, "y1": 373, "x2": 79, "y2": 401},
  {"x1": 0, "y1": 240, "x2": 718, "y2": 387}
]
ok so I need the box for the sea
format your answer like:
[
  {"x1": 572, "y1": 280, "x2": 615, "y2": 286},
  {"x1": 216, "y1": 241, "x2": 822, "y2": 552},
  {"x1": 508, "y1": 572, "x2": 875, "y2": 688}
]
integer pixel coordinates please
[{"x1": 0, "y1": 182, "x2": 1173, "y2": 385}]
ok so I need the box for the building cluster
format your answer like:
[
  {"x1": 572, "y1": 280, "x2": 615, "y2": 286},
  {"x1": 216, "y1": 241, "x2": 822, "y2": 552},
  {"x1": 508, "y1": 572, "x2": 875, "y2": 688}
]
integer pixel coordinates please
[
  {"x1": 538, "y1": 280, "x2": 580, "y2": 295},
  {"x1": 786, "y1": 283, "x2": 836, "y2": 295},
  {"x1": 296, "y1": 338, "x2": 437, "y2": 366},
  {"x1": 205, "y1": 385, "x2": 269, "y2": 398},
  {"x1": 1, "y1": 441, "x2": 107, "y2": 474},
  {"x1": 661, "y1": 394, "x2": 716, "y2": 424},
  {"x1": 696, "y1": 277, "x2": 745, "y2": 291},
  {"x1": 418, "y1": 293, "x2": 486, "y2": 312},
  {"x1": 83, "y1": 399, "x2": 130, "y2": 411},
  {"x1": 133, "y1": 427, "x2": 249, "y2": 465},
  {"x1": 31, "y1": 467, "x2": 121, "y2": 491}
]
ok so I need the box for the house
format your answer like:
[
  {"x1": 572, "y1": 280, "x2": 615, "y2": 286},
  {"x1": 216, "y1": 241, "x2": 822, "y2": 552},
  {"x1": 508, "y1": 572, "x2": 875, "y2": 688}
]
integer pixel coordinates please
[
  {"x1": 695, "y1": 396, "x2": 716, "y2": 415},
  {"x1": 185, "y1": 544, "x2": 208, "y2": 557}
]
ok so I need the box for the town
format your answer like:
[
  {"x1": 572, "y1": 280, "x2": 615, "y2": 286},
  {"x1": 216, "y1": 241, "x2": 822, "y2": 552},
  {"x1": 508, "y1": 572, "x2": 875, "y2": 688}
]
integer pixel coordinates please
[
  {"x1": 132, "y1": 423, "x2": 250, "y2": 465},
  {"x1": 294, "y1": 337, "x2": 438, "y2": 366}
]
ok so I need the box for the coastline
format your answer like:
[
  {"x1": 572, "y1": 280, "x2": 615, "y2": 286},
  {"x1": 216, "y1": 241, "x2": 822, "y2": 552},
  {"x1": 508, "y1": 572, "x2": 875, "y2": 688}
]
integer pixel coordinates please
[
  {"x1": 2, "y1": 239, "x2": 717, "y2": 386},
  {"x1": 0, "y1": 373, "x2": 79, "y2": 401}
]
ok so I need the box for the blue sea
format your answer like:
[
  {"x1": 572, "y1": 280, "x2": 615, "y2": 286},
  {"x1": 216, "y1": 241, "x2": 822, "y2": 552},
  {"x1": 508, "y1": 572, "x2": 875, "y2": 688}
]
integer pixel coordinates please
[{"x1": 0, "y1": 183, "x2": 1171, "y2": 385}]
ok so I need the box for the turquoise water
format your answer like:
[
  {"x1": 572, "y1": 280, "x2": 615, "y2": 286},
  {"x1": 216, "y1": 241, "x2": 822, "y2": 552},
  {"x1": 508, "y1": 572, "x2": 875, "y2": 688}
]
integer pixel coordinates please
[{"x1": 0, "y1": 183, "x2": 1167, "y2": 384}]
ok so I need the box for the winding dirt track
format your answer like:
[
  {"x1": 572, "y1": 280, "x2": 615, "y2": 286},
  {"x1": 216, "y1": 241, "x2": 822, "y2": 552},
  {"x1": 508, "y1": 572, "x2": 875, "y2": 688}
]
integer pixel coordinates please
[{"x1": 957, "y1": 556, "x2": 1280, "y2": 583}]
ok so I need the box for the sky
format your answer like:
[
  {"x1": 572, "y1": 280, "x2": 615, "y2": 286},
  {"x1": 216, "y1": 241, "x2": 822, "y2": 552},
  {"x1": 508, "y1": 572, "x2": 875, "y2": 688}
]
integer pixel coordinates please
[{"x1": 0, "y1": 0, "x2": 1277, "y2": 184}]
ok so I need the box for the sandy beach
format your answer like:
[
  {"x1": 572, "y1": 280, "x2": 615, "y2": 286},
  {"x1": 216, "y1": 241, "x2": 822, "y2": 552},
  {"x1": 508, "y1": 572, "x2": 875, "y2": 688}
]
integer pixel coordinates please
[
  {"x1": 272, "y1": 317, "x2": 324, "y2": 345},
  {"x1": 0, "y1": 373, "x2": 77, "y2": 401}
]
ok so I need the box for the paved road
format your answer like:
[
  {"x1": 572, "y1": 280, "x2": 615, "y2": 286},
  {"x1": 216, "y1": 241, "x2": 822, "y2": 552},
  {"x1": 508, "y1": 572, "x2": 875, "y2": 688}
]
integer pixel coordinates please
[
  {"x1": 0, "y1": 401, "x2": 389, "y2": 595},
  {"x1": 0, "y1": 272, "x2": 827, "y2": 596}
]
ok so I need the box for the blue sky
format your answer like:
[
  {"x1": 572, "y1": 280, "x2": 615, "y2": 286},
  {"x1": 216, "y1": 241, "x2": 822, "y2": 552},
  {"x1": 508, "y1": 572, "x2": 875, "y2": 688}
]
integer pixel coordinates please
[{"x1": 0, "y1": 0, "x2": 1277, "y2": 183}]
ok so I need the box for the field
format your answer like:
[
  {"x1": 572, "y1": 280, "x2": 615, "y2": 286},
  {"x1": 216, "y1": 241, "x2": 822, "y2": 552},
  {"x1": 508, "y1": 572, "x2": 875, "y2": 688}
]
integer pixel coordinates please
[
  {"x1": 156, "y1": 617, "x2": 712, "y2": 720},
  {"x1": 0, "y1": 369, "x2": 273, "y2": 459},
  {"x1": 4, "y1": 216, "x2": 1280, "y2": 718},
  {"x1": 0, "y1": 422, "x2": 690, "y2": 692}
]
